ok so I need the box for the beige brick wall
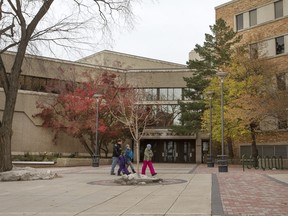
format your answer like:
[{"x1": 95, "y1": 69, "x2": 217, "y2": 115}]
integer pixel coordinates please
[
  {"x1": 216, "y1": 0, "x2": 288, "y2": 160},
  {"x1": 216, "y1": 0, "x2": 288, "y2": 44},
  {"x1": 216, "y1": 0, "x2": 275, "y2": 28}
]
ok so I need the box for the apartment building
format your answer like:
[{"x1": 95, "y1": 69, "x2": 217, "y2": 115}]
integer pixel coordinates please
[
  {"x1": 215, "y1": 0, "x2": 288, "y2": 160},
  {"x1": 0, "y1": 50, "x2": 210, "y2": 164}
]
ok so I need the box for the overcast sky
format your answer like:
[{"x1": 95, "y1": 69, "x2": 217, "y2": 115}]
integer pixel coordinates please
[{"x1": 104, "y1": 0, "x2": 230, "y2": 65}]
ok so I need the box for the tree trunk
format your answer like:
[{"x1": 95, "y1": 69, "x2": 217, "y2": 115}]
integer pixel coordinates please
[
  {"x1": 250, "y1": 122, "x2": 258, "y2": 168},
  {"x1": 0, "y1": 0, "x2": 54, "y2": 172},
  {"x1": 79, "y1": 135, "x2": 93, "y2": 156},
  {"x1": 136, "y1": 140, "x2": 140, "y2": 176},
  {"x1": 0, "y1": 125, "x2": 13, "y2": 172},
  {"x1": 227, "y1": 136, "x2": 234, "y2": 159},
  {"x1": 0, "y1": 55, "x2": 20, "y2": 172}
]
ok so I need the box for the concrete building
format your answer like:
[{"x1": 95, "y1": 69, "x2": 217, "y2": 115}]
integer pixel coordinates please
[
  {"x1": 0, "y1": 50, "x2": 210, "y2": 164},
  {"x1": 1, "y1": 0, "x2": 287, "y2": 165},
  {"x1": 215, "y1": 0, "x2": 288, "y2": 160}
]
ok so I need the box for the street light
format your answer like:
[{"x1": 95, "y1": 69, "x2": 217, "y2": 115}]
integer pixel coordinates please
[
  {"x1": 216, "y1": 71, "x2": 228, "y2": 172},
  {"x1": 92, "y1": 93, "x2": 102, "y2": 167},
  {"x1": 207, "y1": 91, "x2": 215, "y2": 168}
]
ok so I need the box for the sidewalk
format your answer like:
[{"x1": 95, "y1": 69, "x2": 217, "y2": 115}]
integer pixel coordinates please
[{"x1": 0, "y1": 163, "x2": 287, "y2": 216}]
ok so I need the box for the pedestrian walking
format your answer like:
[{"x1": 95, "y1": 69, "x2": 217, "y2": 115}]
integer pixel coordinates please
[
  {"x1": 125, "y1": 144, "x2": 136, "y2": 173},
  {"x1": 110, "y1": 139, "x2": 122, "y2": 175},
  {"x1": 141, "y1": 144, "x2": 157, "y2": 176},
  {"x1": 117, "y1": 151, "x2": 130, "y2": 176}
]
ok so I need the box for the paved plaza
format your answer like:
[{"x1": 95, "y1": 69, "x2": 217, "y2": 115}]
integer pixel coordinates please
[{"x1": 0, "y1": 163, "x2": 287, "y2": 216}]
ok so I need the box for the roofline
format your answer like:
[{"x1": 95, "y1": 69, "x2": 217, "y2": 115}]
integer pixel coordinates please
[
  {"x1": 79, "y1": 49, "x2": 187, "y2": 67},
  {"x1": 3, "y1": 51, "x2": 192, "y2": 73},
  {"x1": 215, "y1": 0, "x2": 238, "y2": 9}
]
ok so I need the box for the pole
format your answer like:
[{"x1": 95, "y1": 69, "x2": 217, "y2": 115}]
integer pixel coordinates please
[
  {"x1": 92, "y1": 94, "x2": 102, "y2": 167},
  {"x1": 220, "y1": 79, "x2": 224, "y2": 157},
  {"x1": 216, "y1": 71, "x2": 228, "y2": 172},
  {"x1": 207, "y1": 91, "x2": 214, "y2": 167},
  {"x1": 95, "y1": 98, "x2": 99, "y2": 167}
]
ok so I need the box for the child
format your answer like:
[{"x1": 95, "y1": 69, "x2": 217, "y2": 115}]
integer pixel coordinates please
[
  {"x1": 125, "y1": 144, "x2": 136, "y2": 173},
  {"x1": 117, "y1": 151, "x2": 130, "y2": 176}
]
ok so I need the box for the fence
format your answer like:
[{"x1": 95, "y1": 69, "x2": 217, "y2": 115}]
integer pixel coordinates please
[{"x1": 241, "y1": 154, "x2": 284, "y2": 171}]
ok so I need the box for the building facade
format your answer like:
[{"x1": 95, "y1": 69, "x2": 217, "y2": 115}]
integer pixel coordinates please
[
  {"x1": 215, "y1": 0, "x2": 288, "y2": 160},
  {"x1": 0, "y1": 50, "x2": 210, "y2": 163}
]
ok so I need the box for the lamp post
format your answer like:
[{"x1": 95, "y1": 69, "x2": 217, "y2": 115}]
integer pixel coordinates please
[
  {"x1": 92, "y1": 93, "x2": 102, "y2": 167},
  {"x1": 207, "y1": 91, "x2": 215, "y2": 167},
  {"x1": 216, "y1": 71, "x2": 228, "y2": 172}
]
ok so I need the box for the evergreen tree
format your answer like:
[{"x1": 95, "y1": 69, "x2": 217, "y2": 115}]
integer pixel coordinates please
[{"x1": 173, "y1": 19, "x2": 241, "y2": 136}]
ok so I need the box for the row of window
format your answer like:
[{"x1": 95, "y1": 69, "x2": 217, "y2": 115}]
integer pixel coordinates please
[
  {"x1": 1, "y1": 74, "x2": 286, "y2": 129},
  {"x1": 1, "y1": 75, "x2": 186, "y2": 102},
  {"x1": 236, "y1": 0, "x2": 284, "y2": 31},
  {"x1": 144, "y1": 88, "x2": 183, "y2": 101},
  {"x1": 249, "y1": 35, "x2": 286, "y2": 58}
]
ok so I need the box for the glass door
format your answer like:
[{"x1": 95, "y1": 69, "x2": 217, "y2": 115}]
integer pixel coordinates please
[{"x1": 163, "y1": 141, "x2": 177, "y2": 162}]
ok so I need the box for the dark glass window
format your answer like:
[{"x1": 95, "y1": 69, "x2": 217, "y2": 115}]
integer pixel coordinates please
[
  {"x1": 249, "y1": 9, "x2": 257, "y2": 26},
  {"x1": 275, "y1": 36, "x2": 284, "y2": 55},
  {"x1": 236, "y1": 13, "x2": 244, "y2": 31},
  {"x1": 275, "y1": 0, "x2": 283, "y2": 19},
  {"x1": 250, "y1": 43, "x2": 258, "y2": 59}
]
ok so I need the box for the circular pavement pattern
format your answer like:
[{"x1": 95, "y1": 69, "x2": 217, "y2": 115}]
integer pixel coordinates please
[{"x1": 87, "y1": 178, "x2": 187, "y2": 186}]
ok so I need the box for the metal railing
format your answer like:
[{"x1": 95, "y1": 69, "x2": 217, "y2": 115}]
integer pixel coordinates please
[{"x1": 241, "y1": 154, "x2": 284, "y2": 171}]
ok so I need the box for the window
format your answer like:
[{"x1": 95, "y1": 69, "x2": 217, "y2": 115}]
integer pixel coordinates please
[
  {"x1": 145, "y1": 88, "x2": 157, "y2": 101},
  {"x1": 236, "y1": 13, "x2": 244, "y2": 31},
  {"x1": 145, "y1": 88, "x2": 183, "y2": 101},
  {"x1": 274, "y1": 0, "x2": 283, "y2": 19},
  {"x1": 276, "y1": 73, "x2": 286, "y2": 90},
  {"x1": 250, "y1": 43, "x2": 258, "y2": 59},
  {"x1": 275, "y1": 36, "x2": 284, "y2": 55},
  {"x1": 249, "y1": 9, "x2": 257, "y2": 27}
]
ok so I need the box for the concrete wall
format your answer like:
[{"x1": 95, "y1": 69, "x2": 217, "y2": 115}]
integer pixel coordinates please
[
  {"x1": 0, "y1": 51, "x2": 195, "y2": 160},
  {"x1": 0, "y1": 90, "x2": 87, "y2": 156},
  {"x1": 125, "y1": 69, "x2": 193, "y2": 88}
]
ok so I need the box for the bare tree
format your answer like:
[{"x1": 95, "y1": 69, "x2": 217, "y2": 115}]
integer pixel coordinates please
[
  {"x1": 0, "y1": 0, "x2": 139, "y2": 172},
  {"x1": 108, "y1": 88, "x2": 156, "y2": 175}
]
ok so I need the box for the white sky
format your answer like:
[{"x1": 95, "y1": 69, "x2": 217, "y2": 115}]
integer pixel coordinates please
[{"x1": 105, "y1": 0, "x2": 230, "y2": 65}]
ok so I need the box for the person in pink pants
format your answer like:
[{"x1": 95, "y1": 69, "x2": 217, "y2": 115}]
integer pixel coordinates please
[{"x1": 141, "y1": 144, "x2": 157, "y2": 176}]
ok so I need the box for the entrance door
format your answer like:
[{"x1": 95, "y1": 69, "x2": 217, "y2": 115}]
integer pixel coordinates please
[
  {"x1": 140, "y1": 139, "x2": 196, "y2": 163},
  {"x1": 182, "y1": 141, "x2": 196, "y2": 163},
  {"x1": 163, "y1": 141, "x2": 177, "y2": 162}
]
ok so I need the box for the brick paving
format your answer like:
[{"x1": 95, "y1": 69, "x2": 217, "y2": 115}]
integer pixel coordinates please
[{"x1": 195, "y1": 164, "x2": 288, "y2": 216}]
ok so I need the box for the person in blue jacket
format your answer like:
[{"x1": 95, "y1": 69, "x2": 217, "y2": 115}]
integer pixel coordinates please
[{"x1": 125, "y1": 144, "x2": 136, "y2": 173}]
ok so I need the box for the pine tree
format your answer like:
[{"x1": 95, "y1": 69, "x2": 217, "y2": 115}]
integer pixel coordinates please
[{"x1": 173, "y1": 19, "x2": 241, "y2": 138}]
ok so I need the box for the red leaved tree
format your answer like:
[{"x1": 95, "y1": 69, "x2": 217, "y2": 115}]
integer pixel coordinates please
[{"x1": 35, "y1": 72, "x2": 128, "y2": 158}]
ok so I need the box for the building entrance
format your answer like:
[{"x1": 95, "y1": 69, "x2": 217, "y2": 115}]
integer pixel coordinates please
[{"x1": 140, "y1": 139, "x2": 196, "y2": 163}]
